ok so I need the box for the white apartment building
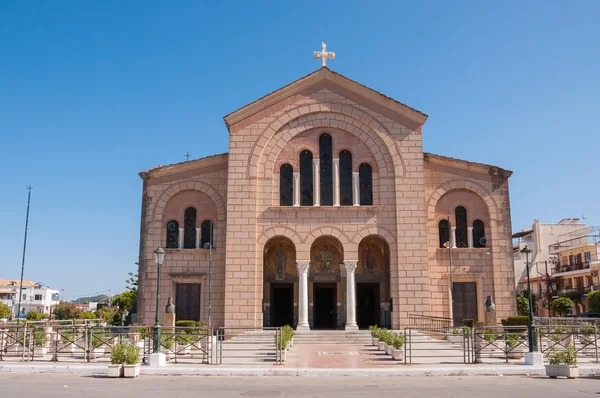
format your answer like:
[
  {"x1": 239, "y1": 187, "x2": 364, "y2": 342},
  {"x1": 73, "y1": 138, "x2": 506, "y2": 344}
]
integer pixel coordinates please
[
  {"x1": 0, "y1": 280, "x2": 60, "y2": 318},
  {"x1": 512, "y1": 218, "x2": 588, "y2": 287}
]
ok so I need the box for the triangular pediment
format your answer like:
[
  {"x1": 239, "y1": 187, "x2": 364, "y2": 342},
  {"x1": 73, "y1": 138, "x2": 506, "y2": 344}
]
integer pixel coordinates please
[{"x1": 223, "y1": 67, "x2": 428, "y2": 132}]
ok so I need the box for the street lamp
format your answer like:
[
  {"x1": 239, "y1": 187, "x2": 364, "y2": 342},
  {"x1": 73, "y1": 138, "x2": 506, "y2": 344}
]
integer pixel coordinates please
[
  {"x1": 153, "y1": 247, "x2": 165, "y2": 354},
  {"x1": 521, "y1": 245, "x2": 537, "y2": 352}
]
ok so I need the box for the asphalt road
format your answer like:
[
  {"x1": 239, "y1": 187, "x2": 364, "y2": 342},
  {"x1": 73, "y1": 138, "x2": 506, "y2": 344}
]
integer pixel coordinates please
[{"x1": 1, "y1": 374, "x2": 598, "y2": 397}]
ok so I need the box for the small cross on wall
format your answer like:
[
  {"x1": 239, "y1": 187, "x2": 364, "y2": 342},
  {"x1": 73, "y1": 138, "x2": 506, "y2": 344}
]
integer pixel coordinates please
[
  {"x1": 313, "y1": 42, "x2": 335, "y2": 67},
  {"x1": 185, "y1": 152, "x2": 191, "y2": 161}
]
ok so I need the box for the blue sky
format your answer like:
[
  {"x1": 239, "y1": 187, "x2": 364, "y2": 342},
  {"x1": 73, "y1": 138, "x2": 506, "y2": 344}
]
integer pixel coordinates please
[{"x1": 1, "y1": 1, "x2": 598, "y2": 300}]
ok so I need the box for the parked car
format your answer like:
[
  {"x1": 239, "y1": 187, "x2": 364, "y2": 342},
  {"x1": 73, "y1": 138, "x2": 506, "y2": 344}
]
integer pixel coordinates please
[{"x1": 576, "y1": 312, "x2": 600, "y2": 318}]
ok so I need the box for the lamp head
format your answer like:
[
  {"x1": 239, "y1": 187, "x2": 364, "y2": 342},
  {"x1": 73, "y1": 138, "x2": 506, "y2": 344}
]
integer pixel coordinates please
[{"x1": 153, "y1": 246, "x2": 166, "y2": 266}]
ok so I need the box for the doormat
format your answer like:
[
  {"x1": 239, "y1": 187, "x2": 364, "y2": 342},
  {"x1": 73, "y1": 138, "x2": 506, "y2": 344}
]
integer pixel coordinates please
[{"x1": 316, "y1": 351, "x2": 359, "y2": 356}]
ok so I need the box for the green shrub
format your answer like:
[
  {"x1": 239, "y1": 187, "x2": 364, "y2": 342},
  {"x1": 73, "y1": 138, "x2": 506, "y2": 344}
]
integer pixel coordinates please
[
  {"x1": 547, "y1": 344, "x2": 577, "y2": 366},
  {"x1": 369, "y1": 325, "x2": 379, "y2": 338},
  {"x1": 26, "y1": 311, "x2": 44, "y2": 321},
  {"x1": 123, "y1": 342, "x2": 140, "y2": 365},
  {"x1": 481, "y1": 329, "x2": 497, "y2": 343},
  {"x1": 0, "y1": 302, "x2": 11, "y2": 319},
  {"x1": 392, "y1": 333, "x2": 405, "y2": 350},
  {"x1": 111, "y1": 342, "x2": 127, "y2": 364},
  {"x1": 380, "y1": 329, "x2": 395, "y2": 345},
  {"x1": 80, "y1": 312, "x2": 96, "y2": 320},
  {"x1": 175, "y1": 320, "x2": 198, "y2": 328},
  {"x1": 517, "y1": 296, "x2": 530, "y2": 316},
  {"x1": 501, "y1": 316, "x2": 530, "y2": 326},
  {"x1": 551, "y1": 297, "x2": 575, "y2": 317},
  {"x1": 588, "y1": 291, "x2": 600, "y2": 313},
  {"x1": 505, "y1": 333, "x2": 523, "y2": 349},
  {"x1": 274, "y1": 325, "x2": 295, "y2": 350}
]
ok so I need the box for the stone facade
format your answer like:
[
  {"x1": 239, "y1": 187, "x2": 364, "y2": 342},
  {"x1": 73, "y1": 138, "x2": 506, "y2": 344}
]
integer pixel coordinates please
[{"x1": 137, "y1": 67, "x2": 516, "y2": 329}]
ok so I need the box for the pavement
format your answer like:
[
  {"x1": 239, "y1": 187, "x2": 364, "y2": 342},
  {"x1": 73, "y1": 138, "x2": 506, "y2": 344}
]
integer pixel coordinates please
[{"x1": 1, "y1": 374, "x2": 600, "y2": 397}]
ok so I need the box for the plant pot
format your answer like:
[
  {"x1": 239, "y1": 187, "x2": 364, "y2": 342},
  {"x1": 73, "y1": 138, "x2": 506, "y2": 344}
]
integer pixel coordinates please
[
  {"x1": 123, "y1": 364, "x2": 140, "y2": 378},
  {"x1": 108, "y1": 364, "x2": 123, "y2": 378},
  {"x1": 281, "y1": 349, "x2": 287, "y2": 362},
  {"x1": 377, "y1": 341, "x2": 386, "y2": 351},
  {"x1": 447, "y1": 335, "x2": 463, "y2": 344},
  {"x1": 391, "y1": 348, "x2": 404, "y2": 361},
  {"x1": 545, "y1": 365, "x2": 578, "y2": 379},
  {"x1": 384, "y1": 344, "x2": 392, "y2": 355},
  {"x1": 372, "y1": 337, "x2": 378, "y2": 346}
]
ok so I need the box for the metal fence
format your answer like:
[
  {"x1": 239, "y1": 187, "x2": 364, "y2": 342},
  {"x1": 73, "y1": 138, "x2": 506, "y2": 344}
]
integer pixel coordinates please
[{"x1": 0, "y1": 325, "x2": 212, "y2": 364}]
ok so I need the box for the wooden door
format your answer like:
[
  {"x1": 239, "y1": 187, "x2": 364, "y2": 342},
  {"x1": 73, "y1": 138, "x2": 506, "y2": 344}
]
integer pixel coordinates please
[
  {"x1": 452, "y1": 282, "x2": 478, "y2": 326},
  {"x1": 175, "y1": 283, "x2": 201, "y2": 322}
]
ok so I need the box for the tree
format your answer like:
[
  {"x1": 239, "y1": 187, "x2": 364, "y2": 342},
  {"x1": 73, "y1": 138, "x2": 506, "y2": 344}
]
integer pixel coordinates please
[
  {"x1": 588, "y1": 291, "x2": 600, "y2": 313},
  {"x1": 126, "y1": 268, "x2": 138, "y2": 291},
  {"x1": 53, "y1": 302, "x2": 82, "y2": 320},
  {"x1": 517, "y1": 290, "x2": 537, "y2": 313},
  {"x1": 517, "y1": 296, "x2": 530, "y2": 316},
  {"x1": 0, "y1": 302, "x2": 11, "y2": 318},
  {"x1": 551, "y1": 297, "x2": 575, "y2": 317}
]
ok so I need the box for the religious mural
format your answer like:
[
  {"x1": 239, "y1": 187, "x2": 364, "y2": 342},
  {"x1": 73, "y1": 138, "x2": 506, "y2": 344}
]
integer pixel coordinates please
[
  {"x1": 264, "y1": 239, "x2": 296, "y2": 282},
  {"x1": 356, "y1": 237, "x2": 389, "y2": 279}
]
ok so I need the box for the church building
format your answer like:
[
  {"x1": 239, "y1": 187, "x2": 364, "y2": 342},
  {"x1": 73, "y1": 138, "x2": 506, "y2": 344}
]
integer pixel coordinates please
[{"x1": 136, "y1": 55, "x2": 516, "y2": 331}]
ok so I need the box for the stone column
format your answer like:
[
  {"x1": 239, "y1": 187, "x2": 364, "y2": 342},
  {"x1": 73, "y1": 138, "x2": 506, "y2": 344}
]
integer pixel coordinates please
[
  {"x1": 293, "y1": 172, "x2": 300, "y2": 207},
  {"x1": 352, "y1": 172, "x2": 360, "y2": 206},
  {"x1": 313, "y1": 159, "x2": 320, "y2": 206},
  {"x1": 178, "y1": 228, "x2": 184, "y2": 249},
  {"x1": 451, "y1": 227, "x2": 457, "y2": 249},
  {"x1": 195, "y1": 228, "x2": 201, "y2": 249},
  {"x1": 468, "y1": 227, "x2": 474, "y2": 248},
  {"x1": 297, "y1": 261, "x2": 310, "y2": 331},
  {"x1": 345, "y1": 261, "x2": 358, "y2": 330},
  {"x1": 333, "y1": 158, "x2": 340, "y2": 206}
]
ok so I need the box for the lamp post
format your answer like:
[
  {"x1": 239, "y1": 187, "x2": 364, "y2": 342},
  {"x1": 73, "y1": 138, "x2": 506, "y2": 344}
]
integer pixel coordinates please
[
  {"x1": 521, "y1": 245, "x2": 537, "y2": 352},
  {"x1": 153, "y1": 247, "x2": 165, "y2": 354}
]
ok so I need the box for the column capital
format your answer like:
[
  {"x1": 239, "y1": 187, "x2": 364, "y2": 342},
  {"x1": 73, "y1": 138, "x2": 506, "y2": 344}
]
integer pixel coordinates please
[
  {"x1": 297, "y1": 261, "x2": 310, "y2": 273},
  {"x1": 344, "y1": 260, "x2": 358, "y2": 273}
]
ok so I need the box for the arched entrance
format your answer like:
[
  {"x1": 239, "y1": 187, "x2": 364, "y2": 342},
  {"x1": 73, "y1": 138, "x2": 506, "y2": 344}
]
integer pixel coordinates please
[
  {"x1": 309, "y1": 236, "x2": 344, "y2": 329},
  {"x1": 356, "y1": 235, "x2": 391, "y2": 329},
  {"x1": 263, "y1": 237, "x2": 297, "y2": 327}
]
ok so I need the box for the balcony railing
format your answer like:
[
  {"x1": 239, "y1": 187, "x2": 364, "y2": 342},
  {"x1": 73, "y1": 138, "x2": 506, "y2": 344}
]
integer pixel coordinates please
[{"x1": 552, "y1": 261, "x2": 591, "y2": 274}]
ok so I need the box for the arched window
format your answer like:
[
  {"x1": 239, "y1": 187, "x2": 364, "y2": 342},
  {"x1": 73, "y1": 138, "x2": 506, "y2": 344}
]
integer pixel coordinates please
[
  {"x1": 359, "y1": 163, "x2": 373, "y2": 205},
  {"x1": 473, "y1": 220, "x2": 486, "y2": 248},
  {"x1": 319, "y1": 134, "x2": 333, "y2": 206},
  {"x1": 438, "y1": 219, "x2": 450, "y2": 248},
  {"x1": 339, "y1": 150, "x2": 353, "y2": 206},
  {"x1": 200, "y1": 220, "x2": 214, "y2": 249},
  {"x1": 279, "y1": 164, "x2": 293, "y2": 206},
  {"x1": 166, "y1": 220, "x2": 179, "y2": 249},
  {"x1": 184, "y1": 207, "x2": 197, "y2": 249},
  {"x1": 300, "y1": 150, "x2": 313, "y2": 206},
  {"x1": 455, "y1": 206, "x2": 468, "y2": 248}
]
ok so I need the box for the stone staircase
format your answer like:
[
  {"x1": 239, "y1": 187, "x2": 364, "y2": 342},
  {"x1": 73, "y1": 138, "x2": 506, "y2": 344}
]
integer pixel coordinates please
[{"x1": 293, "y1": 330, "x2": 372, "y2": 345}]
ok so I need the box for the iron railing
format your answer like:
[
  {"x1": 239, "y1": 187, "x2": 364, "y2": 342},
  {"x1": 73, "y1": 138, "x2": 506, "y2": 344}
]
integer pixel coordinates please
[{"x1": 408, "y1": 314, "x2": 453, "y2": 332}]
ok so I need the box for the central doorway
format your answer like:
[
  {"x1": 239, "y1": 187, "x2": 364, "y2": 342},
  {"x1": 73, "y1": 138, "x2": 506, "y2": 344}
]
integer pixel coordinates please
[
  {"x1": 356, "y1": 283, "x2": 379, "y2": 329},
  {"x1": 313, "y1": 283, "x2": 337, "y2": 329},
  {"x1": 270, "y1": 283, "x2": 294, "y2": 327}
]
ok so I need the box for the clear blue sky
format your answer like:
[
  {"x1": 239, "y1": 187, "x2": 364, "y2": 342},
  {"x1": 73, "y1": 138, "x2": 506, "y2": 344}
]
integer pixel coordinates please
[{"x1": 1, "y1": 1, "x2": 598, "y2": 300}]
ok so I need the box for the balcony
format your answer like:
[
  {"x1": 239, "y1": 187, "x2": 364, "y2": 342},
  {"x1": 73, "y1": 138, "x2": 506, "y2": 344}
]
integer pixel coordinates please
[
  {"x1": 552, "y1": 261, "x2": 591, "y2": 274},
  {"x1": 584, "y1": 285, "x2": 600, "y2": 294}
]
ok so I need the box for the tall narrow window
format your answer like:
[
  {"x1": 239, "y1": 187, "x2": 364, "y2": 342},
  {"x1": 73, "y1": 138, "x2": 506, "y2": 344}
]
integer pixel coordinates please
[
  {"x1": 279, "y1": 164, "x2": 293, "y2": 206},
  {"x1": 300, "y1": 150, "x2": 313, "y2": 206},
  {"x1": 438, "y1": 219, "x2": 450, "y2": 248},
  {"x1": 339, "y1": 150, "x2": 353, "y2": 206},
  {"x1": 455, "y1": 206, "x2": 468, "y2": 248},
  {"x1": 200, "y1": 220, "x2": 214, "y2": 249},
  {"x1": 473, "y1": 220, "x2": 486, "y2": 248},
  {"x1": 166, "y1": 220, "x2": 179, "y2": 249},
  {"x1": 359, "y1": 163, "x2": 373, "y2": 205},
  {"x1": 184, "y1": 207, "x2": 197, "y2": 249},
  {"x1": 319, "y1": 134, "x2": 333, "y2": 206}
]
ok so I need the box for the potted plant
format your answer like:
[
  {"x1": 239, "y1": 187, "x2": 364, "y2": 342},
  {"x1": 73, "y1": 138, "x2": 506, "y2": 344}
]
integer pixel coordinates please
[
  {"x1": 382, "y1": 330, "x2": 394, "y2": 355},
  {"x1": 377, "y1": 328, "x2": 387, "y2": 351},
  {"x1": 369, "y1": 325, "x2": 379, "y2": 346},
  {"x1": 505, "y1": 333, "x2": 525, "y2": 359},
  {"x1": 108, "y1": 343, "x2": 126, "y2": 378},
  {"x1": 123, "y1": 342, "x2": 141, "y2": 378},
  {"x1": 545, "y1": 344, "x2": 578, "y2": 379},
  {"x1": 447, "y1": 328, "x2": 463, "y2": 344},
  {"x1": 391, "y1": 333, "x2": 405, "y2": 361}
]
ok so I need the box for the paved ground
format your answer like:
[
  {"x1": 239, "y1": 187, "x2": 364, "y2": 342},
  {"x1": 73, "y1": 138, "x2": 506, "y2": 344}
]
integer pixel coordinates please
[{"x1": 1, "y1": 374, "x2": 599, "y2": 397}]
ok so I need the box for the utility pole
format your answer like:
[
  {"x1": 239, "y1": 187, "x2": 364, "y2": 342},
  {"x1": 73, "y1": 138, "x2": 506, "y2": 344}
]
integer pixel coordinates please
[{"x1": 16, "y1": 186, "x2": 32, "y2": 325}]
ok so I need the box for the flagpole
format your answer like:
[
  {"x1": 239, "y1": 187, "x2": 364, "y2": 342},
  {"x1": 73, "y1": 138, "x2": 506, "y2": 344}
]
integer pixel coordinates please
[{"x1": 16, "y1": 186, "x2": 33, "y2": 324}]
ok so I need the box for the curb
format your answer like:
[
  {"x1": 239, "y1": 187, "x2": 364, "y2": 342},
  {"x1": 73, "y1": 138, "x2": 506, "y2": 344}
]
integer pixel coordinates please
[{"x1": 2, "y1": 363, "x2": 599, "y2": 377}]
